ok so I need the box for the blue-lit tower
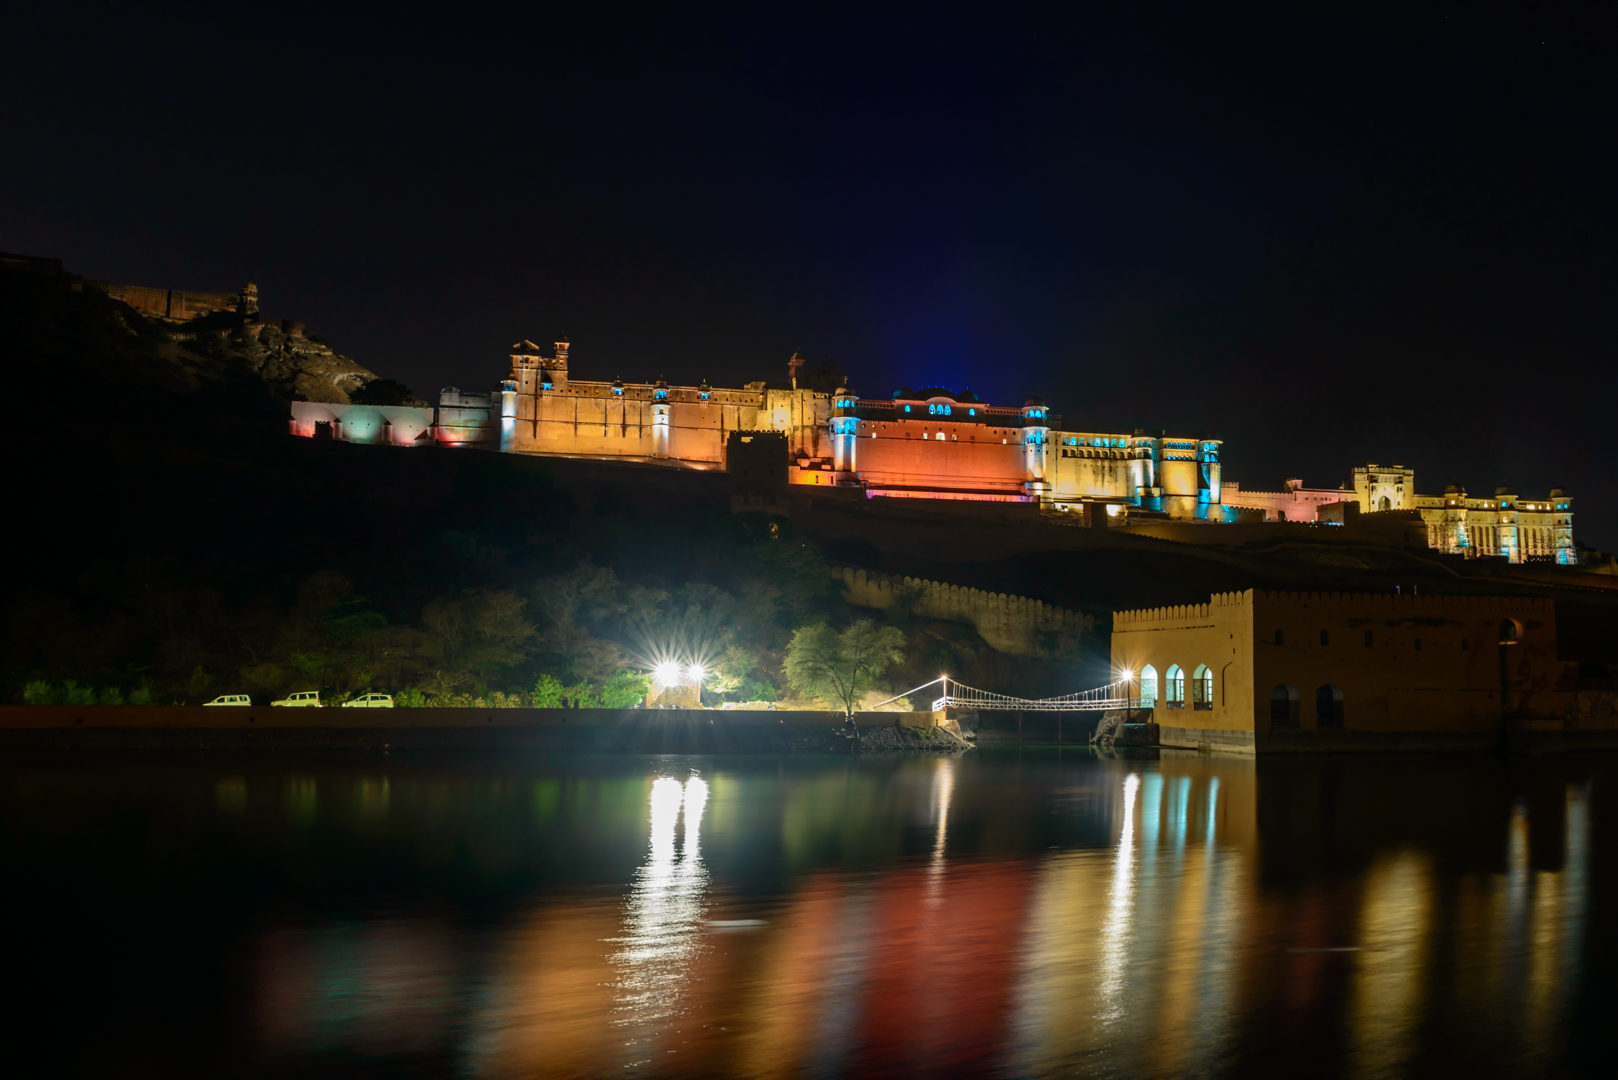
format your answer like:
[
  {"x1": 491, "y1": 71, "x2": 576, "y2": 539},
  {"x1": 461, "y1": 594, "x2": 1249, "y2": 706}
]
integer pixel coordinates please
[
  {"x1": 1022, "y1": 397, "x2": 1051, "y2": 501},
  {"x1": 832, "y1": 386, "x2": 859, "y2": 474},
  {"x1": 651, "y1": 378, "x2": 671, "y2": 459}
]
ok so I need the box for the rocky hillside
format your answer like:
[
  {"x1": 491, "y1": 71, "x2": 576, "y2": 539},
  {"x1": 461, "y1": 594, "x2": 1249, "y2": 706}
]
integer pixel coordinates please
[
  {"x1": 0, "y1": 252, "x2": 391, "y2": 406},
  {"x1": 168, "y1": 318, "x2": 381, "y2": 404}
]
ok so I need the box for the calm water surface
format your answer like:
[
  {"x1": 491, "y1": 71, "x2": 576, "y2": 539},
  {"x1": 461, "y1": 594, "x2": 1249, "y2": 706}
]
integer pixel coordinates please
[{"x1": 1, "y1": 748, "x2": 1611, "y2": 1077}]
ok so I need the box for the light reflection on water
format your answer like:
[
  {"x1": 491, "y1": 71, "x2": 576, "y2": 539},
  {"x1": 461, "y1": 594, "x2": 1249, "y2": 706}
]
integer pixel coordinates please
[
  {"x1": 1, "y1": 752, "x2": 1609, "y2": 1077},
  {"x1": 609, "y1": 774, "x2": 710, "y2": 1062}
]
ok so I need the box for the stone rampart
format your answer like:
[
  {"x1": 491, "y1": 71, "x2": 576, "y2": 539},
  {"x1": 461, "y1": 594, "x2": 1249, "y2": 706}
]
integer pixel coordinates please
[
  {"x1": 89, "y1": 281, "x2": 246, "y2": 322},
  {"x1": 831, "y1": 566, "x2": 1092, "y2": 655}
]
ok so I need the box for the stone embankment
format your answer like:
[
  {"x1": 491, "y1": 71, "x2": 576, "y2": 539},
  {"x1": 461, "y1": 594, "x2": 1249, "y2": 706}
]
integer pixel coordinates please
[
  {"x1": 830, "y1": 567, "x2": 1093, "y2": 656},
  {"x1": 0, "y1": 705, "x2": 969, "y2": 754},
  {"x1": 824, "y1": 721, "x2": 974, "y2": 753}
]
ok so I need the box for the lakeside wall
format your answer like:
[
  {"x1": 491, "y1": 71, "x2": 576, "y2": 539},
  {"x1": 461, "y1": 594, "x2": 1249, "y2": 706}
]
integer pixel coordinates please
[
  {"x1": 831, "y1": 566, "x2": 1094, "y2": 655},
  {"x1": 0, "y1": 706, "x2": 960, "y2": 752}
]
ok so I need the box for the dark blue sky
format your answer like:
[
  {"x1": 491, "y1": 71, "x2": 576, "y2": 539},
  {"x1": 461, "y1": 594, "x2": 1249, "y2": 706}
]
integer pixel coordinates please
[{"x1": 5, "y1": 4, "x2": 1617, "y2": 545}]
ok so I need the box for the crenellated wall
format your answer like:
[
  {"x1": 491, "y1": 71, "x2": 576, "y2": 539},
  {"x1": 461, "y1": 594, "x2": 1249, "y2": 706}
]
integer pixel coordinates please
[
  {"x1": 1114, "y1": 589, "x2": 1553, "y2": 627},
  {"x1": 831, "y1": 566, "x2": 1093, "y2": 655}
]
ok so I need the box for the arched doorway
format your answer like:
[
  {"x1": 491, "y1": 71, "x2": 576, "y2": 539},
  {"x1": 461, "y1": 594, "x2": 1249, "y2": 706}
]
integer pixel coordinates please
[
  {"x1": 1270, "y1": 684, "x2": 1299, "y2": 727},
  {"x1": 1165, "y1": 665, "x2": 1185, "y2": 709},
  {"x1": 1316, "y1": 684, "x2": 1344, "y2": 728},
  {"x1": 1499, "y1": 619, "x2": 1520, "y2": 644},
  {"x1": 1378, "y1": 495, "x2": 1391, "y2": 511}
]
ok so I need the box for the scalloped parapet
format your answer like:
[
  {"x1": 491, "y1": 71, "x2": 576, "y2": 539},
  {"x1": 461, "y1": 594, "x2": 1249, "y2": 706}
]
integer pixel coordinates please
[{"x1": 1113, "y1": 589, "x2": 1553, "y2": 626}]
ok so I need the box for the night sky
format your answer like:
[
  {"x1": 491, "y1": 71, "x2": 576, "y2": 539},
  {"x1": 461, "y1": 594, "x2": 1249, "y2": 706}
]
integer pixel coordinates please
[{"x1": 5, "y1": 5, "x2": 1616, "y2": 546}]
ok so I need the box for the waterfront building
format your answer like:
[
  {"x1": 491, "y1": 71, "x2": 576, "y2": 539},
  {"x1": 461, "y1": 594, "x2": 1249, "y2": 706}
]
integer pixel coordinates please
[{"x1": 1110, "y1": 590, "x2": 1572, "y2": 753}]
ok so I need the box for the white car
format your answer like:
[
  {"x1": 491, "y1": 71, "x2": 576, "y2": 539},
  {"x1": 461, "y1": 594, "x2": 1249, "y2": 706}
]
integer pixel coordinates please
[
  {"x1": 272, "y1": 691, "x2": 322, "y2": 707},
  {"x1": 342, "y1": 693, "x2": 394, "y2": 709},
  {"x1": 203, "y1": 694, "x2": 252, "y2": 707}
]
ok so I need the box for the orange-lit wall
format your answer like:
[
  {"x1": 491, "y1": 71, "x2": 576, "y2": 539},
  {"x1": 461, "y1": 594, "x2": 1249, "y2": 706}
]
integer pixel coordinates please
[{"x1": 848, "y1": 417, "x2": 1027, "y2": 493}]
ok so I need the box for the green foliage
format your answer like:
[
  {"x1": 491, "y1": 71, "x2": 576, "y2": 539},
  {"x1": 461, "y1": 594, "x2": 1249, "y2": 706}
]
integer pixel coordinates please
[
  {"x1": 531, "y1": 673, "x2": 566, "y2": 708},
  {"x1": 599, "y1": 671, "x2": 652, "y2": 708},
  {"x1": 20, "y1": 679, "x2": 138, "y2": 705},
  {"x1": 784, "y1": 619, "x2": 907, "y2": 718},
  {"x1": 60, "y1": 679, "x2": 97, "y2": 706},
  {"x1": 560, "y1": 682, "x2": 599, "y2": 708},
  {"x1": 395, "y1": 687, "x2": 427, "y2": 707}
]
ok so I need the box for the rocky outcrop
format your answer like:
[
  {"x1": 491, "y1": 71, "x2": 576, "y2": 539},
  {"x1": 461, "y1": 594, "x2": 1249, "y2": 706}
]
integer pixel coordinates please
[
  {"x1": 1, "y1": 252, "x2": 384, "y2": 405},
  {"x1": 174, "y1": 320, "x2": 377, "y2": 403}
]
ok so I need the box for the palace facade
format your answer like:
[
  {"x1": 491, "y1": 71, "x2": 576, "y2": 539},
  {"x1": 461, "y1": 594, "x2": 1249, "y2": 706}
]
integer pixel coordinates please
[
  {"x1": 1219, "y1": 462, "x2": 1576, "y2": 565},
  {"x1": 287, "y1": 339, "x2": 1578, "y2": 563}
]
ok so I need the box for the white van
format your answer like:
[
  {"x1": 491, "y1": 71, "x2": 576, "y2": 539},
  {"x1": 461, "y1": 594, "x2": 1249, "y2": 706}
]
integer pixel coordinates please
[
  {"x1": 272, "y1": 691, "x2": 322, "y2": 707},
  {"x1": 342, "y1": 693, "x2": 394, "y2": 708},
  {"x1": 204, "y1": 694, "x2": 252, "y2": 707}
]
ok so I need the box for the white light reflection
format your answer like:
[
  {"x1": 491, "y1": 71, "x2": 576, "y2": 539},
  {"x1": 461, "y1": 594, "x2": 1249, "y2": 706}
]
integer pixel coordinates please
[
  {"x1": 1097, "y1": 772, "x2": 1141, "y2": 1024},
  {"x1": 609, "y1": 775, "x2": 710, "y2": 1053},
  {"x1": 924, "y1": 757, "x2": 956, "y2": 908}
]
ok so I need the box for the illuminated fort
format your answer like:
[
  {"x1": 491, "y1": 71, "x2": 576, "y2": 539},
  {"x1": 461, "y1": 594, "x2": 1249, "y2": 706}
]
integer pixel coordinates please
[{"x1": 288, "y1": 339, "x2": 1578, "y2": 565}]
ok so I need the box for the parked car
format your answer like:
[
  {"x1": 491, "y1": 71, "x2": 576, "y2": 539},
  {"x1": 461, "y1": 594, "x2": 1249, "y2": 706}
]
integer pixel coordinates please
[
  {"x1": 342, "y1": 693, "x2": 394, "y2": 709},
  {"x1": 203, "y1": 694, "x2": 252, "y2": 707},
  {"x1": 271, "y1": 691, "x2": 322, "y2": 707}
]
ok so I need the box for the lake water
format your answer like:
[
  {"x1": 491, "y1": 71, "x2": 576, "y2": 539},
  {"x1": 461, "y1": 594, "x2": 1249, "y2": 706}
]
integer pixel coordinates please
[{"x1": 1, "y1": 748, "x2": 1609, "y2": 1077}]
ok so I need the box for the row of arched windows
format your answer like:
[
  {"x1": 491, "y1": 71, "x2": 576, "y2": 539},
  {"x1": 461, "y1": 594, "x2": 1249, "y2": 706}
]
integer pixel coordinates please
[
  {"x1": 1138, "y1": 664, "x2": 1213, "y2": 710},
  {"x1": 1270, "y1": 684, "x2": 1344, "y2": 728}
]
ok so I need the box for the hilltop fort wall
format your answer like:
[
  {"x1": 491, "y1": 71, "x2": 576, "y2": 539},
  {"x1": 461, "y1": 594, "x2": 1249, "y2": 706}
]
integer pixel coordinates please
[
  {"x1": 88, "y1": 279, "x2": 257, "y2": 322},
  {"x1": 832, "y1": 566, "x2": 1093, "y2": 655}
]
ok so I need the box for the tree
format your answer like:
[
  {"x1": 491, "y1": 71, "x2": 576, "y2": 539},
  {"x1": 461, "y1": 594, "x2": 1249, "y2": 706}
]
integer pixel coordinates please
[
  {"x1": 783, "y1": 619, "x2": 906, "y2": 720},
  {"x1": 421, "y1": 588, "x2": 536, "y2": 678},
  {"x1": 599, "y1": 671, "x2": 653, "y2": 708}
]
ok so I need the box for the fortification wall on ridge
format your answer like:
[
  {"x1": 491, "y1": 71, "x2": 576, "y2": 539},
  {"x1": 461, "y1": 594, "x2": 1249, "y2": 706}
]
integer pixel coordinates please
[
  {"x1": 832, "y1": 566, "x2": 1092, "y2": 655},
  {"x1": 89, "y1": 280, "x2": 246, "y2": 322}
]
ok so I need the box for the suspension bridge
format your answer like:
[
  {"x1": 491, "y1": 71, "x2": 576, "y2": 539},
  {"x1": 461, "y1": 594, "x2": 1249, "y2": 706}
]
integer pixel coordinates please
[{"x1": 866, "y1": 675, "x2": 1138, "y2": 713}]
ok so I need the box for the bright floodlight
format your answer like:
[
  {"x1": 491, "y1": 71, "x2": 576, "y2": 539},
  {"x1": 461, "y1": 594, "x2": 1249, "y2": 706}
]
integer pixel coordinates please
[
  {"x1": 687, "y1": 663, "x2": 708, "y2": 685},
  {"x1": 1120, "y1": 669, "x2": 1134, "y2": 681},
  {"x1": 653, "y1": 661, "x2": 682, "y2": 686}
]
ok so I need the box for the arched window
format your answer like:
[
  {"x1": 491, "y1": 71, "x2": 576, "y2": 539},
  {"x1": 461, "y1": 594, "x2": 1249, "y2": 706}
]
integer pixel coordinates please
[
  {"x1": 1316, "y1": 684, "x2": 1344, "y2": 728},
  {"x1": 1138, "y1": 664, "x2": 1158, "y2": 707},
  {"x1": 1270, "y1": 684, "x2": 1299, "y2": 727},
  {"x1": 1165, "y1": 665, "x2": 1185, "y2": 708},
  {"x1": 1192, "y1": 664, "x2": 1213, "y2": 710},
  {"x1": 1499, "y1": 619, "x2": 1519, "y2": 644}
]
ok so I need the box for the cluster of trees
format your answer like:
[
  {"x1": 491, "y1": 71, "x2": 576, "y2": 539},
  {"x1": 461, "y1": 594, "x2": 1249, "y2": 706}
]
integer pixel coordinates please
[
  {"x1": 10, "y1": 536, "x2": 1087, "y2": 711},
  {"x1": 7, "y1": 520, "x2": 894, "y2": 708}
]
